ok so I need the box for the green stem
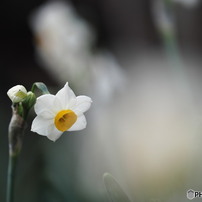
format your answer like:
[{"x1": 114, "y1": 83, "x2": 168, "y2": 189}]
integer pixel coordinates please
[
  {"x1": 6, "y1": 106, "x2": 26, "y2": 202},
  {"x1": 6, "y1": 154, "x2": 18, "y2": 202},
  {"x1": 161, "y1": 0, "x2": 196, "y2": 115}
]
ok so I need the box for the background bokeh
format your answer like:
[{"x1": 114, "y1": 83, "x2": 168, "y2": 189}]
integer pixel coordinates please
[{"x1": 1, "y1": 0, "x2": 202, "y2": 201}]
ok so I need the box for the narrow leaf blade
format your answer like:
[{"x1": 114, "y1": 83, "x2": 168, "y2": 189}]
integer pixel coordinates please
[
  {"x1": 31, "y1": 82, "x2": 50, "y2": 94},
  {"x1": 103, "y1": 173, "x2": 131, "y2": 202}
]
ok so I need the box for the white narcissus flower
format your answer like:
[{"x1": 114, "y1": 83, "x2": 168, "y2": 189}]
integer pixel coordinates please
[
  {"x1": 31, "y1": 82, "x2": 92, "y2": 141},
  {"x1": 7, "y1": 85, "x2": 28, "y2": 103}
]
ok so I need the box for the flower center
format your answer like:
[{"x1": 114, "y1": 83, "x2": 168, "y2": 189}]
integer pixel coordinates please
[{"x1": 54, "y1": 110, "x2": 77, "y2": 132}]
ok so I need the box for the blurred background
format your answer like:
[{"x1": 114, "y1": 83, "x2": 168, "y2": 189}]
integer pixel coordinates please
[{"x1": 1, "y1": 0, "x2": 202, "y2": 201}]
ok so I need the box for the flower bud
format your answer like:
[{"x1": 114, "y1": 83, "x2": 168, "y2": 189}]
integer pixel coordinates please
[
  {"x1": 7, "y1": 85, "x2": 27, "y2": 103},
  {"x1": 22, "y1": 91, "x2": 36, "y2": 110}
]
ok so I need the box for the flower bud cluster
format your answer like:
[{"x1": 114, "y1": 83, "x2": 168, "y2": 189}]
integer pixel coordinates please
[{"x1": 7, "y1": 85, "x2": 36, "y2": 118}]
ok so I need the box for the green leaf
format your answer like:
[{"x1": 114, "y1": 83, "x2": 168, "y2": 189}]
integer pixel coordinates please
[
  {"x1": 103, "y1": 173, "x2": 131, "y2": 202},
  {"x1": 31, "y1": 82, "x2": 50, "y2": 94}
]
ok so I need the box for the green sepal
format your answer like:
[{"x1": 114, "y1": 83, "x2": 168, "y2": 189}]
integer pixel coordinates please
[
  {"x1": 31, "y1": 82, "x2": 50, "y2": 95},
  {"x1": 16, "y1": 103, "x2": 24, "y2": 118}
]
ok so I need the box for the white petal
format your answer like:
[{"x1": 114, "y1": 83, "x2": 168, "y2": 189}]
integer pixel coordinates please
[
  {"x1": 31, "y1": 116, "x2": 54, "y2": 136},
  {"x1": 31, "y1": 116, "x2": 63, "y2": 141},
  {"x1": 7, "y1": 85, "x2": 27, "y2": 96},
  {"x1": 55, "y1": 82, "x2": 76, "y2": 109},
  {"x1": 72, "y1": 96, "x2": 92, "y2": 115},
  {"x1": 34, "y1": 94, "x2": 61, "y2": 118},
  {"x1": 68, "y1": 114, "x2": 87, "y2": 131},
  {"x1": 47, "y1": 130, "x2": 63, "y2": 142}
]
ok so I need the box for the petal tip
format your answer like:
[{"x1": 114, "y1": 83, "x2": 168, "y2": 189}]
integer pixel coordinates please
[{"x1": 47, "y1": 132, "x2": 62, "y2": 142}]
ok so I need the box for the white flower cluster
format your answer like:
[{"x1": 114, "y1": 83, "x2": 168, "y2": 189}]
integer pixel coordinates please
[
  {"x1": 30, "y1": 1, "x2": 95, "y2": 86},
  {"x1": 7, "y1": 83, "x2": 92, "y2": 142},
  {"x1": 29, "y1": 0, "x2": 125, "y2": 101}
]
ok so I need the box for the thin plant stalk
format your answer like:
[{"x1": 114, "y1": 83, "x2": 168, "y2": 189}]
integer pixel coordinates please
[
  {"x1": 6, "y1": 155, "x2": 18, "y2": 202},
  {"x1": 161, "y1": 0, "x2": 198, "y2": 120},
  {"x1": 6, "y1": 105, "x2": 26, "y2": 202},
  {"x1": 153, "y1": 0, "x2": 196, "y2": 116},
  {"x1": 6, "y1": 82, "x2": 44, "y2": 202}
]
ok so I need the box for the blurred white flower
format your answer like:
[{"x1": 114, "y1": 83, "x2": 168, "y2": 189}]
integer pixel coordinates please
[
  {"x1": 76, "y1": 54, "x2": 202, "y2": 201},
  {"x1": 91, "y1": 50, "x2": 126, "y2": 103},
  {"x1": 30, "y1": 1, "x2": 126, "y2": 102},
  {"x1": 7, "y1": 85, "x2": 27, "y2": 103},
  {"x1": 31, "y1": 82, "x2": 92, "y2": 141},
  {"x1": 29, "y1": 1, "x2": 95, "y2": 86}
]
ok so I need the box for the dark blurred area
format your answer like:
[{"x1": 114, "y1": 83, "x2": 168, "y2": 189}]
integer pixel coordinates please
[
  {"x1": 1, "y1": 0, "x2": 202, "y2": 89},
  {"x1": 0, "y1": 0, "x2": 159, "y2": 91},
  {"x1": 0, "y1": 0, "x2": 55, "y2": 88},
  {"x1": 1, "y1": 0, "x2": 202, "y2": 202}
]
